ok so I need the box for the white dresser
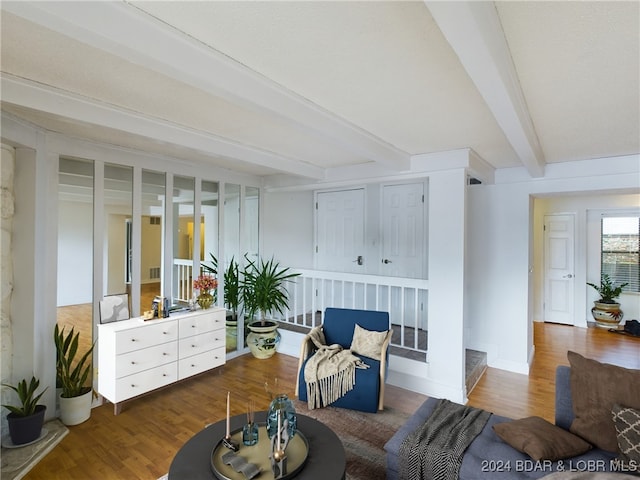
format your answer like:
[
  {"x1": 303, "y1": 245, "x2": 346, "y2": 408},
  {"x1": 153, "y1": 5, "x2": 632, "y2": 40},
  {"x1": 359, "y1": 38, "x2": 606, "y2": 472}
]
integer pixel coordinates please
[{"x1": 98, "y1": 307, "x2": 225, "y2": 414}]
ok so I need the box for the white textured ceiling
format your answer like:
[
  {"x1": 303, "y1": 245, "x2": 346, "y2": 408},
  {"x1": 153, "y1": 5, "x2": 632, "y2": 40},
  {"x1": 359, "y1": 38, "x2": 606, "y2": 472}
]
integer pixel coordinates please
[{"x1": 1, "y1": 1, "x2": 638, "y2": 184}]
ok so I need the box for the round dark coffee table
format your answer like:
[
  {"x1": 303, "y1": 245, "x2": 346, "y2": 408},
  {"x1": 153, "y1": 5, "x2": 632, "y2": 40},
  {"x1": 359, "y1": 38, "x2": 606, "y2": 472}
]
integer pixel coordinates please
[{"x1": 169, "y1": 411, "x2": 346, "y2": 480}]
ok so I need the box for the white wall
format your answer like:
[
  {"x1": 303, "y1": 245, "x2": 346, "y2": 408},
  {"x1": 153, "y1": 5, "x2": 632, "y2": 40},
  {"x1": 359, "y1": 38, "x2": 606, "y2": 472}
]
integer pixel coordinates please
[
  {"x1": 466, "y1": 182, "x2": 532, "y2": 372},
  {"x1": 466, "y1": 156, "x2": 640, "y2": 373},
  {"x1": 262, "y1": 190, "x2": 314, "y2": 269}
]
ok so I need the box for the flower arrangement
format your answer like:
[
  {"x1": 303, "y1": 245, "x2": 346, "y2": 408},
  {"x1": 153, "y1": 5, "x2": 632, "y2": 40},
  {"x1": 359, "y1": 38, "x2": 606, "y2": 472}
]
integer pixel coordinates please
[{"x1": 193, "y1": 274, "x2": 218, "y2": 294}]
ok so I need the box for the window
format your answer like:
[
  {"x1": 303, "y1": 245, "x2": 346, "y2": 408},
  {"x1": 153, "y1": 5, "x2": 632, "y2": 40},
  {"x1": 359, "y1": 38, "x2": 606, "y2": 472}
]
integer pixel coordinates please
[{"x1": 601, "y1": 216, "x2": 640, "y2": 293}]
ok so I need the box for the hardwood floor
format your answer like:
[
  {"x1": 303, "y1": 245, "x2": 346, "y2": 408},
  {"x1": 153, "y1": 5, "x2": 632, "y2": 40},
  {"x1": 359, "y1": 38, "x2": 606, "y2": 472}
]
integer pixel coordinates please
[{"x1": 24, "y1": 322, "x2": 638, "y2": 479}]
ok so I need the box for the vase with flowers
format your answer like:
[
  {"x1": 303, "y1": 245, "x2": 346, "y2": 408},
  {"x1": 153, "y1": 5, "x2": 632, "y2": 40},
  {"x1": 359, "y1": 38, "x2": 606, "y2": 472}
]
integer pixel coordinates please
[{"x1": 193, "y1": 274, "x2": 218, "y2": 309}]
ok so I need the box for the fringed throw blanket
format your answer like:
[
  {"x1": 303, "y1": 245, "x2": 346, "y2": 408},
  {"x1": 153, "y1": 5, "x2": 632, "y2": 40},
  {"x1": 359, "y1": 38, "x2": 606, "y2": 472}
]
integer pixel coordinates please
[
  {"x1": 398, "y1": 399, "x2": 491, "y2": 480},
  {"x1": 304, "y1": 326, "x2": 369, "y2": 410}
]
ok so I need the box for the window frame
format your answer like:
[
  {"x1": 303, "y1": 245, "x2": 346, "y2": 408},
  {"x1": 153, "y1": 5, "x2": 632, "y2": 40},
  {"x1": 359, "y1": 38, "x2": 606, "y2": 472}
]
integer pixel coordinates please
[{"x1": 600, "y1": 214, "x2": 640, "y2": 294}]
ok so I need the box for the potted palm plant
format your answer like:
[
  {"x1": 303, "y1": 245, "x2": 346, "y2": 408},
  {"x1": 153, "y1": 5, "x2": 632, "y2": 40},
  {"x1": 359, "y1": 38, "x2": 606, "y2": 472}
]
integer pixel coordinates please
[
  {"x1": 587, "y1": 273, "x2": 628, "y2": 328},
  {"x1": 241, "y1": 256, "x2": 300, "y2": 359},
  {"x1": 54, "y1": 324, "x2": 94, "y2": 425},
  {"x1": 2, "y1": 376, "x2": 48, "y2": 445}
]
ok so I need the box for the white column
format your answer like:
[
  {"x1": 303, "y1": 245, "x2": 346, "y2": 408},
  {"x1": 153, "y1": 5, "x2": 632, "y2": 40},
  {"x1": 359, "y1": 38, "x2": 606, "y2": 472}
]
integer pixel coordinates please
[{"x1": 427, "y1": 168, "x2": 467, "y2": 403}]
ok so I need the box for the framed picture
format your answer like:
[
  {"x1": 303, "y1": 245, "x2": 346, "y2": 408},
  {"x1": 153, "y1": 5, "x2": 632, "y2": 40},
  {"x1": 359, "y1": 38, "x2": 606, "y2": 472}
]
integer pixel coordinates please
[{"x1": 99, "y1": 293, "x2": 130, "y2": 324}]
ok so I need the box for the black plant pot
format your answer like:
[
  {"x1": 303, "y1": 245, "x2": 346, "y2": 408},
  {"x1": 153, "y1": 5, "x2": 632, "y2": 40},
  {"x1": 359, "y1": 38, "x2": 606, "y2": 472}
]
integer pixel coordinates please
[{"x1": 7, "y1": 405, "x2": 46, "y2": 445}]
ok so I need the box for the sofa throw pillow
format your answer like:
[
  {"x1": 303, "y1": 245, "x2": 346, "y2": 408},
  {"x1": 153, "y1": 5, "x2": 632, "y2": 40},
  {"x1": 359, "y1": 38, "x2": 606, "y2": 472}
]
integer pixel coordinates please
[
  {"x1": 612, "y1": 404, "x2": 640, "y2": 465},
  {"x1": 493, "y1": 416, "x2": 592, "y2": 461},
  {"x1": 350, "y1": 323, "x2": 390, "y2": 361},
  {"x1": 568, "y1": 351, "x2": 640, "y2": 452}
]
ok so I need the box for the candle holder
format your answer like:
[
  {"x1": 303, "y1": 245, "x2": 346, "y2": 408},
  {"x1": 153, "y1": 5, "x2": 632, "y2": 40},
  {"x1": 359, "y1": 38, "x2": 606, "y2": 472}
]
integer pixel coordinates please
[
  {"x1": 242, "y1": 422, "x2": 259, "y2": 446},
  {"x1": 223, "y1": 391, "x2": 239, "y2": 451},
  {"x1": 222, "y1": 435, "x2": 239, "y2": 452},
  {"x1": 270, "y1": 413, "x2": 291, "y2": 479}
]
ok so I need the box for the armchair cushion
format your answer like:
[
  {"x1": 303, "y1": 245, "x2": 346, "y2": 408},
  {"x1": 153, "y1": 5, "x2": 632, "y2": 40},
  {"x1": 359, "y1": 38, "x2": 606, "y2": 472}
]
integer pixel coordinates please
[
  {"x1": 323, "y1": 307, "x2": 390, "y2": 347},
  {"x1": 350, "y1": 323, "x2": 391, "y2": 361}
]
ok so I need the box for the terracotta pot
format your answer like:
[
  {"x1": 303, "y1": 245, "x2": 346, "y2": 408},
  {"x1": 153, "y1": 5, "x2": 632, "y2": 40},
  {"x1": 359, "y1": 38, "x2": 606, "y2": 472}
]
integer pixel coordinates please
[{"x1": 591, "y1": 301, "x2": 623, "y2": 329}]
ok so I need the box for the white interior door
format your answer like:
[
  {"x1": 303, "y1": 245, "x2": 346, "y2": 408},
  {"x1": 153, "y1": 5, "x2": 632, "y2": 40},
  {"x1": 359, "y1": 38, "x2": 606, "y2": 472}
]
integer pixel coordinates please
[
  {"x1": 316, "y1": 189, "x2": 365, "y2": 273},
  {"x1": 381, "y1": 183, "x2": 425, "y2": 279},
  {"x1": 544, "y1": 214, "x2": 576, "y2": 325}
]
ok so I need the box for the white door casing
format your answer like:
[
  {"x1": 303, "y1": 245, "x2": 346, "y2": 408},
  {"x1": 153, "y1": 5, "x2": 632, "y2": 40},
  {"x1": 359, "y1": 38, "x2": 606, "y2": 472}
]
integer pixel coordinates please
[{"x1": 544, "y1": 214, "x2": 575, "y2": 325}]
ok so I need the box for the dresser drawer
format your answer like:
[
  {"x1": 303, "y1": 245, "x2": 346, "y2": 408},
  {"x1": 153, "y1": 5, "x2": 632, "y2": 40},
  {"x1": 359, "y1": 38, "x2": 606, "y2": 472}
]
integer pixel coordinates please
[
  {"x1": 115, "y1": 342, "x2": 178, "y2": 378},
  {"x1": 179, "y1": 312, "x2": 224, "y2": 338},
  {"x1": 115, "y1": 363, "x2": 177, "y2": 401},
  {"x1": 178, "y1": 347, "x2": 225, "y2": 380},
  {"x1": 178, "y1": 330, "x2": 224, "y2": 358},
  {"x1": 115, "y1": 321, "x2": 178, "y2": 355}
]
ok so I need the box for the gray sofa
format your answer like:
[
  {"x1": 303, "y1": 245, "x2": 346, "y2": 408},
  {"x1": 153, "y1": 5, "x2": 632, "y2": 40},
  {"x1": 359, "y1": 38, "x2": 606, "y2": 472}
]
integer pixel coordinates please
[{"x1": 384, "y1": 366, "x2": 619, "y2": 479}]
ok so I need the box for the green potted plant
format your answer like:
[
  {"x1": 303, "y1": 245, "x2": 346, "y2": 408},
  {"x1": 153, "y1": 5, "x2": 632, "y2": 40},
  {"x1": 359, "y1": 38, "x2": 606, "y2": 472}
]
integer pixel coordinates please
[
  {"x1": 2, "y1": 376, "x2": 48, "y2": 445},
  {"x1": 241, "y1": 256, "x2": 300, "y2": 359},
  {"x1": 587, "y1": 273, "x2": 628, "y2": 328},
  {"x1": 54, "y1": 324, "x2": 95, "y2": 425}
]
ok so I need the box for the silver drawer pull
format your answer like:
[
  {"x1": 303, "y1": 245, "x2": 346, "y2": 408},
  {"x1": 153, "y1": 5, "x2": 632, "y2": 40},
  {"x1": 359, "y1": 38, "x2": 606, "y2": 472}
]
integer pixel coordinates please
[
  {"x1": 130, "y1": 361, "x2": 136, "y2": 365},
  {"x1": 131, "y1": 339, "x2": 137, "y2": 342},
  {"x1": 191, "y1": 325, "x2": 196, "y2": 328},
  {"x1": 163, "y1": 331, "x2": 168, "y2": 335},
  {"x1": 163, "y1": 352, "x2": 169, "y2": 356},
  {"x1": 191, "y1": 344, "x2": 196, "y2": 348},
  {"x1": 131, "y1": 384, "x2": 136, "y2": 387},
  {"x1": 162, "y1": 373, "x2": 167, "y2": 377},
  {"x1": 191, "y1": 364, "x2": 195, "y2": 367}
]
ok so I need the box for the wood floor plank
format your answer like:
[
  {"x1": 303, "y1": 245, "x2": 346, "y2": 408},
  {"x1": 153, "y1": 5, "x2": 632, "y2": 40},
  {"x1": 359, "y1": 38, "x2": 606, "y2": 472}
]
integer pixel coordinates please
[{"x1": 24, "y1": 322, "x2": 638, "y2": 479}]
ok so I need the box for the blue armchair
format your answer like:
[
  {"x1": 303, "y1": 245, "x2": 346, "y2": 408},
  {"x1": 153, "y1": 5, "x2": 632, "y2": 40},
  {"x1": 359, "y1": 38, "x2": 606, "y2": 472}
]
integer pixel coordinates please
[{"x1": 295, "y1": 307, "x2": 391, "y2": 413}]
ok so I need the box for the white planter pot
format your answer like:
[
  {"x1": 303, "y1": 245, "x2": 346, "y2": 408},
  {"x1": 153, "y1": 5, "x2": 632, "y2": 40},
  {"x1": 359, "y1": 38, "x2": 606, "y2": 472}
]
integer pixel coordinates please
[
  {"x1": 247, "y1": 320, "x2": 281, "y2": 359},
  {"x1": 59, "y1": 389, "x2": 92, "y2": 426}
]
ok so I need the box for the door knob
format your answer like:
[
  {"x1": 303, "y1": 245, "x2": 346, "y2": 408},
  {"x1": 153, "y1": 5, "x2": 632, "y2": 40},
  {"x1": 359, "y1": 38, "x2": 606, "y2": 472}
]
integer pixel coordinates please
[
  {"x1": 353, "y1": 255, "x2": 363, "y2": 265},
  {"x1": 563, "y1": 274, "x2": 573, "y2": 278},
  {"x1": 382, "y1": 259, "x2": 392, "y2": 264}
]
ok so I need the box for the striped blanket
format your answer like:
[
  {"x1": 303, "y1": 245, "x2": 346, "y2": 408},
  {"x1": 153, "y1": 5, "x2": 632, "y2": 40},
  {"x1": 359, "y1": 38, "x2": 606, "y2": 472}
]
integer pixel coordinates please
[{"x1": 398, "y1": 399, "x2": 491, "y2": 480}]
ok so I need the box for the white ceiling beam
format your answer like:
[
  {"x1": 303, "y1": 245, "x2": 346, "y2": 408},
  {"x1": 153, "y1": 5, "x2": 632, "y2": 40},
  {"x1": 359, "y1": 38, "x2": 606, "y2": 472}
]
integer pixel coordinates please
[
  {"x1": 3, "y1": 1, "x2": 410, "y2": 171},
  {"x1": 1, "y1": 74, "x2": 325, "y2": 180},
  {"x1": 426, "y1": 1, "x2": 546, "y2": 178}
]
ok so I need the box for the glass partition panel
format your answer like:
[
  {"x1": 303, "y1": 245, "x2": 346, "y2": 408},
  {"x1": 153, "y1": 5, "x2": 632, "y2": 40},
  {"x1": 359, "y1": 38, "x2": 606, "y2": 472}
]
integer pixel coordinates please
[
  {"x1": 225, "y1": 183, "x2": 241, "y2": 350},
  {"x1": 140, "y1": 170, "x2": 165, "y2": 312},
  {"x1": 245, "y1": 186, "x2": 260, "y2": 264},
  {"x1": 201, "y1": 179, "x2": 219, "y2": 283},
  {"x1": 172, "y1": 175, "x2": 194, "y2": 307},
  {"x1": 104, "y1": 164, "x2": 133, "y2": 303},
  {"x1": 57, "y1": 157, "x2": 94, "y2": 362}
]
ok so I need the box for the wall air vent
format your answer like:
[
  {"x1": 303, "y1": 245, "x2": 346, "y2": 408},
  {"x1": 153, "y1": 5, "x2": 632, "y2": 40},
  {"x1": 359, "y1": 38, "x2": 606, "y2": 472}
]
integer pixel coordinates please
[
  {"x1": 149, "y1": 267, "x2": 161, "y2": 279},
  {"x1": 149, "y1": 216, "x2": 161, "y2": 225}
]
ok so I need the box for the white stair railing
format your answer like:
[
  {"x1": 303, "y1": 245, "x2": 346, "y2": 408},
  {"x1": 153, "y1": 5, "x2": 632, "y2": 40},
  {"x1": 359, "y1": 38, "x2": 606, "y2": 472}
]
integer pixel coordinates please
[
  {"x1": 173, "y1": 259, "x2": 194, "y2": 303},
  {"x1": 277, "y1": 269, "x2": 429, "y2": 356}
]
